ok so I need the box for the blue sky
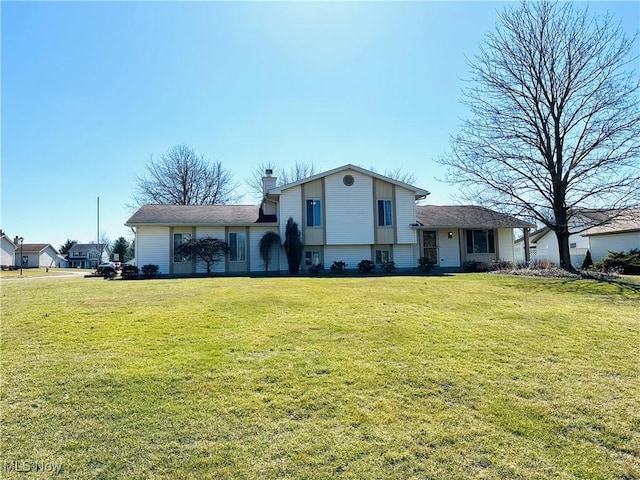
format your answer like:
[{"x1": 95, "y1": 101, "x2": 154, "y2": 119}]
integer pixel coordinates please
[{"x1": 1, "y1": 1, "x2": 638, "y2": 250}]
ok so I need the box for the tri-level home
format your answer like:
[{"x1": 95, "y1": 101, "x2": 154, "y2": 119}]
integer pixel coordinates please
[{"x1": 126, "y1": 164, "x2": 534, "y2": 274}]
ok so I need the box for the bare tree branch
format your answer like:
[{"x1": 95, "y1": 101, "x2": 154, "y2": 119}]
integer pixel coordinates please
[
  {"x1": 438, "y1": 0, "x2": 640, "y2": 269},
  {"x1": 131, "y1": 145, "x2": 240, "y2": 208}
]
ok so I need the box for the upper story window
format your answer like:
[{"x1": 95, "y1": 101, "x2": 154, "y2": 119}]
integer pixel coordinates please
[
  {"x1": 229, "y1": 232, "x2": 246, "y2": 262},
  {"x1": 466, "y1": 230, "x2": 495, "y2": 254},
  {"x1": 377, "y1": 199, "x2": 393, "y2": 226},
  {"x1": 173, "y1": 233, "x2": 192, "y2": 263},
  {"x1": 306, "y1": 199, "x2": 322, "y2": 227}
]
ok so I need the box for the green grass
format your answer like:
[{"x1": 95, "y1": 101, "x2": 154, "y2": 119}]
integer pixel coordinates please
[{"x1": 1, "y1": 274, "x2": 638, "y2": 479}]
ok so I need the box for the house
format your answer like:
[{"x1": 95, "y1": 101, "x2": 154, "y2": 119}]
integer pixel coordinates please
[
  {"x1": 14, "y1": 243, "x2": 60, "y2": 269},
  {"x1": 581, "y1": 209, "x2": 640, "y2": 262},
  {"x1": 67, "y1": 243, "x2": 105, "y2": 269},
  {"x1": 1, "y1": 234, "x2": 17, "y2": 267},
  {"x1": 415, "y1": 205, "x2": 533, "y2": 268},
  {"x1": 126, "y1": 164, "x2": 534, "y2": 274},
  {"x1": 515, "y1": 209, "x2": 640, "y2": 267}
]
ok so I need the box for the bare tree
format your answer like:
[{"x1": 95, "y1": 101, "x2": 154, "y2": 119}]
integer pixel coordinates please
[
  {"x1": 383, "y1": 167, "x2": 417, "y2": 185},
  {"x1": 438, "y1": 1, "x2": 640, "y2": 269},
  {"x1": 245, "y1": 161, "x2": 319, "y2": 199},
  {"x1": 132, "y1": 145, "x2": 240, "y2": 207}
]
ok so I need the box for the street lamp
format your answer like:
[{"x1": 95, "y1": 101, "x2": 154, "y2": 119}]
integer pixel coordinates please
[{"x1": 18, "y1": 236, "x2": 24, "y2": 275}]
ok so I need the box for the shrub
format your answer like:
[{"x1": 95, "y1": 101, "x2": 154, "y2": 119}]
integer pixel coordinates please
[
  {"x1": 463, "y1": 260, "x2": 490, "y2": 272},
  {"x1": 581, "y1": 250, "x2": 594, "y2": 270},
  {"x1": 308, "y1": 264, "x2": 323, "y2": 275},
  {"x1": 330, "y1": 261, "x2": 347, "y2": 274},
  {"x1": 418, "y1": 257, "x2": 434, "y2": 273},
  {"x1": 357, "y1": 260, "x2": 375, "y2": 274},
  {"x1": 141, "y1": 264, "x2": 159, "y2": 279},
  {"x1": 121, "y1": 265, "x2": 139, "y2": 280},
  {"x1": 380, "y1": 261, "x2": 396, "y2": 274},
  {"x1": 594, "y1": 249, "x2": 640, "y2": 275},
  {"x1": 490, "y1": 260, "x2": 516, "y2": 271}
]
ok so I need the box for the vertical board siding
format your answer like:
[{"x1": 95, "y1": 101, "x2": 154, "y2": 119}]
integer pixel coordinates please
[
  {"x1": 497, "y1": 228, "x2": 515, "y2": 262},
  {"x1": 324, "y1": 245, "x2": 372, "y2": 268},
  {"x1": 437, "y1": 229, "x2": 461, "y2": 267},
  {"x1": 325, "y1": 170, "x2": 374, "y2": 245},
  {"x1": 395, "y1": 187, "x2": 417, "y2": 244},
  {"x1": 137, "y1": 226, "x2": 170, "y2": 274},
  {"x1": 250, "y1": 226, "x2": 281, "y2": 272}
]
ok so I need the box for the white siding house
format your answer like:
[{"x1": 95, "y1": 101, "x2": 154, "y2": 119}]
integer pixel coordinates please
[
  {"x1": 581, "y1": 210, "x2": 640, "y2": 262},
  {"x1": 1, "y1": 235, "x2": 16, "y2": 267},
  {"x1": 15, "y1": 243, "x2": 59, "y2": 269},
  {"x1": 126, "y1": 165, "x2": 534, "y2": 274}
]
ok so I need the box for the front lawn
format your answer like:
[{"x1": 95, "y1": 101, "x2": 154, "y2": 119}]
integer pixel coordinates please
[{"x1": 1, "y1": 274, "x2": 638, "y2": 479}]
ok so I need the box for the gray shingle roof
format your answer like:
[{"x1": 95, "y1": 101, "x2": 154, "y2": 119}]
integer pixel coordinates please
[
  {"x1": 416, "y1": 205, "x2": 534, "y2": 229},
  {"x1": 19, "y1": 243, "x2": 59, "y2": 254},
  {"x1": 582, "y1": 209, "x2": 640, "y2": 236},
  {"x1": 125, "y1": 204, "x2": 275, "y2": 226}
]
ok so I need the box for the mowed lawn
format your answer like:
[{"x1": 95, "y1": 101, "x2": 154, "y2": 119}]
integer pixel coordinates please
[{"x1": 1, "y1": 274, "x2": 638, "y2": 479}]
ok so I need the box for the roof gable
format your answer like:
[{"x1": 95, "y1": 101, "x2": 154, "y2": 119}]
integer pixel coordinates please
[{"x1": 268, "y1": 164, "x2": 430, "y2": 199}]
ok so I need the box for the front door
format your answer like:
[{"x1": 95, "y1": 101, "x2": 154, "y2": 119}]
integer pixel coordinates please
[{"x1": 422, "y1": 230, "x2": 438, "y2": 265}]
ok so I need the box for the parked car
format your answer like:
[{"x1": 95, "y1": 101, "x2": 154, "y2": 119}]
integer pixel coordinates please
[{"x1": 96, "y1": 262, "x2": 116, "y2": 275}]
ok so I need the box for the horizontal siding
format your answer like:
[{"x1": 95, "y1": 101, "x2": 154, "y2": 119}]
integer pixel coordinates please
[
  {"x1": 437, "y1": 229, "x2": 461, "y2": 267},
  {"x1": 249, "y1": 226, "x2": 281, "y2": 272},
  {"x1": 497, "y1": 228, "x2": 515, "y2": 262},
  {"x1": 393, "y1": 244, "x2": 415, "y2": 268},
  {"x1": 395, "y1": 187, "x2": 417, "y2": 244},
  {"x1": 324, "y1": 245, "x2": 371, "y2": 270},
  {"x1": 325, "y1": 170, "x2": 374, "y2": 245},
  {"x1": 589, "y1": 232, "x2": 640, "y2": 262},
  {"x1": 136, "y1": 226, "x2": 170, "y2": 274}
]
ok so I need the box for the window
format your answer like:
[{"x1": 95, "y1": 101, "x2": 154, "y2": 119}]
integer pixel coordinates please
[
  {"x1": 377, "y1": 199, "x2": 393, "y2": 226},
  {"x1": 375, "y1": 249, "x2": 390, "y2": 264},
  {"x1": 306, "y1": 199, "x2": 322, "y2": 227},
  {"x1": 229, "y1": 232, "x2": 246, "y2": 262},
  {"x1": 305, "y1": 251, "x2": 321, "y2": 266},
  {"x1": 466, "y1": 230, "x2": 495, "y2": 254},
  {"x1": 173, "y1": 233, "x2": 192, "y2": 262},
  {"x1": 569, "y1": 242, "x2": 577, "y2": 249}
]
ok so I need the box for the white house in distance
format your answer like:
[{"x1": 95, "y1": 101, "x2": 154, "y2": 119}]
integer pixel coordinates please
[
  {"x1": 1, "y1": 234, "x2": 17, "y2": 266},
  {"x1": 126, "y1": 164, "x2": 534, "y2": 274},
  {"x1": 581, "y1": 209, "x2": 640, "y2": 261},
  {"x1": 515, "y1": 209, "x2": 640, "y2": 268},
  {"x1": 67, "y1": 243, "x2": 105, "y2": 269},
  {"x1": 14, "y1": 243, "x2": 59, "y2": 269}
]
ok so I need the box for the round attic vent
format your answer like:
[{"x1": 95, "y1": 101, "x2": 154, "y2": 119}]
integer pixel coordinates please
[{"x1": 343, "y1": 174, "x2": 355, "y2": 186}]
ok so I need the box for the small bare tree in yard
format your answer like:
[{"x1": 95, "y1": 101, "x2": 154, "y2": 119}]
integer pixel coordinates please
[
  {"x1": 175, "y1": 237, "x2": 229, "y2": 274},
  {"x1": 439, "y1": 1, "x2": 640, "y2": 270},
  {"x1": 132, "y1": 145, "x2": 240, "y2": 207}
]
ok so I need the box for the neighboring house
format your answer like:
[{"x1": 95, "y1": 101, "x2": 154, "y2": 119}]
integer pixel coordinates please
[
  {"x1": 67, "y1": 243, "x2": 105, "y2": 269},
  {"x1": 1, "y1": 234, "x2": 17, "y2": 266},
  {"x1": 581, "y1": 209, "x2": 640, "y2": 262},
  {"x1": 14, "y1": 243, "x2": 59, "y2": 269},
  {"x1": 513, "y1": 209, "x2": 640, "y2": 267},
  {"x1": 126, "y1": 164, "x2": 534, "y2": 274}
]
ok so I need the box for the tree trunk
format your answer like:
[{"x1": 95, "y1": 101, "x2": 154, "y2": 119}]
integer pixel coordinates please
[{"x1": 555, "y1": 229, "x2": 573, "y2": 271}]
